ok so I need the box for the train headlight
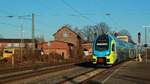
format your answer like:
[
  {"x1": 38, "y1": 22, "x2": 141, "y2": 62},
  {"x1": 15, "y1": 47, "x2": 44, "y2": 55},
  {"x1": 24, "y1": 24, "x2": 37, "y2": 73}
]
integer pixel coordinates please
[
  {"x1": 106, "y1": 55, "x2": 109, "y2": 59},
  {"x1": 106, "y1": 56, "x2": 110, "y2": 62}
]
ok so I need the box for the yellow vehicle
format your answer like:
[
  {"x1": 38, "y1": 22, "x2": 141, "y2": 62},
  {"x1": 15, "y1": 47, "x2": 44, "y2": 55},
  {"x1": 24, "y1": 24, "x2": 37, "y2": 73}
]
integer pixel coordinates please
[
  {"x1": 3, "y1": 48, "x2": 14, "y2": 59},
  {"x1": 3, "y1": 47, "x2": 42, "y2": 63}
]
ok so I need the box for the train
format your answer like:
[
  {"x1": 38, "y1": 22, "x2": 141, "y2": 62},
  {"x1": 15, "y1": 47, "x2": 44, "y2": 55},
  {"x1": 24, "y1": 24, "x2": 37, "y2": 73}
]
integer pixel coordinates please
[{"x1": 92, "y1": 33, "x2": 136, "y2": 65}]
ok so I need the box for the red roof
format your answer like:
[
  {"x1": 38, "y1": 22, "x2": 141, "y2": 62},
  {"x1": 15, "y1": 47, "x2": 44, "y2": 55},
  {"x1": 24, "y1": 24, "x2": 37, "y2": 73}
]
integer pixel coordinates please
[
  {"x1": 53, "y1": 26, "x2": 77, "y2": 36},
  {"x1": 49, "y1": 41, "x2": 69, "y2": 49}
]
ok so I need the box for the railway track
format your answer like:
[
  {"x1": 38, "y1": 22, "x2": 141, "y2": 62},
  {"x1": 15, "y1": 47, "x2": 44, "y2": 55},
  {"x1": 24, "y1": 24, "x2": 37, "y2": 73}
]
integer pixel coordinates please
[
  {"x1": 0, "y1": 63, "x2": 76, "y2": 83},
  {"x1": 82, "y1": 60, "x2": 132, "y2": 84},
  {"x1": 0, "y1": 61, "x2": 80, "y2": 75},
  {"x1": 59, "y1": 68, "x2": 106, "y2": 84},
  {"x1": 25, "y1": 62, "x2": 125, "y2": 84},
  {"x1": 0, "y1": 60, "x2": 132, "y2": 84},
  {"x1": 58, "y1": 61, "x2": 131, "y2": 84},
  {"x1": 0, "y1": 63, "x2": 50, "y2": 75},
  {"x1": 5, "y1": 62, "x2": 96, "y2": 84}
]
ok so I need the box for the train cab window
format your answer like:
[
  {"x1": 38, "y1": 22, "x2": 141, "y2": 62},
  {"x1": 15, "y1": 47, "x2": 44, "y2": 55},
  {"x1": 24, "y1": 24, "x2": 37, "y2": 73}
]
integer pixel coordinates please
[
  {"x1": 112, "y1": 44, "x2": 115, "y2": 51},
  {"x1": 95, "y1": 34, "x2": 109, "y2": 51}
]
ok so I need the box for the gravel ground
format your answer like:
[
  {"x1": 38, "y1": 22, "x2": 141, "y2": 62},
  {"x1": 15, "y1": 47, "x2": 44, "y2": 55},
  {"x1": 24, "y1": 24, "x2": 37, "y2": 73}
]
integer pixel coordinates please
[{"x1": 7, "y1": 66, "x2": 95, "y2": 84}]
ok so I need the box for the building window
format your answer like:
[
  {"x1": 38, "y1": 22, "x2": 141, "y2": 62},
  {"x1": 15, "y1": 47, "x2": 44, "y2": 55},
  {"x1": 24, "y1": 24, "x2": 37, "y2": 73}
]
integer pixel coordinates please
[{"x1": 63, "y1": 32, "x2": 68, "y2": 38}]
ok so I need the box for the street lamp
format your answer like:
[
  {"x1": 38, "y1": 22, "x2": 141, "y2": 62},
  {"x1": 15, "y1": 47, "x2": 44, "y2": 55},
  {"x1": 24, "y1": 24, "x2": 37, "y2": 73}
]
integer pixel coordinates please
[{"x1": 143, "y1": 26, "x2": 150, "y2": 63}]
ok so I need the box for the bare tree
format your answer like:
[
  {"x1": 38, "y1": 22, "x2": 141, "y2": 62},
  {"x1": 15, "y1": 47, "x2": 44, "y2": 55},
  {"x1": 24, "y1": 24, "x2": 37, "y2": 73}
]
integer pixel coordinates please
[
  {"x1": 82, "y1": 26, "x2": 93, "y2": 41},
  {"x1": 73, "y1": 27, "x2": 83, "y2": 38},
  {"x1": 36, "y1": 34, "x2": 45, "y2": 43},
  {"x1": 119, "y1": 29, "x2": 130, "y2": 36},
  {"x1": 71, "y1": 22, "x2": 110, "y2": 42},
  {"x1": 97, "y1": 22, "x2": 110, "y2": 34},
  {"x1": 82, "y1": 22, "x2": 110, "y2": 41}
]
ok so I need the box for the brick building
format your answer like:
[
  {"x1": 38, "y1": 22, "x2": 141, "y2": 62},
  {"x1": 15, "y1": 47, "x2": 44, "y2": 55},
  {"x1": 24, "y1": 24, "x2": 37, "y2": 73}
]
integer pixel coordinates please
[
  {"x1": 50, "y1": 26, "x2": 82, "y2": 59},
  {"x1": 49, "y1": 41, "x2": 74, "y2": 59}
]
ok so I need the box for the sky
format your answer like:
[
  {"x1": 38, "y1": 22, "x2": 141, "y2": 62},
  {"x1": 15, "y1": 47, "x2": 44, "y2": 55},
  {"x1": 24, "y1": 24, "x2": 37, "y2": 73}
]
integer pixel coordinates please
[{"x1": 0, "y1": 0, "x2": 150, "y2": 44}]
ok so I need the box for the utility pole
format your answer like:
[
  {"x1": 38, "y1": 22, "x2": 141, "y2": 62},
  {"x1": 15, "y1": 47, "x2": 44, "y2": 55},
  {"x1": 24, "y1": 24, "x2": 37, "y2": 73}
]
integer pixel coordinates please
[
  {"x1": 32, "y1": 13, "x2": 35, "y2": 50},
  {"x1": 32, "y1": 13, "x2": 35, "y2": 63}
]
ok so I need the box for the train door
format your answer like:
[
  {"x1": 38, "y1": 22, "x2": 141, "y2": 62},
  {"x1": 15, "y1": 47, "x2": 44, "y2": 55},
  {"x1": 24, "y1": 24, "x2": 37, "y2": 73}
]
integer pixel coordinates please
[{"x1": 110, "y1": 43, "x2": 117, "y2": 64}]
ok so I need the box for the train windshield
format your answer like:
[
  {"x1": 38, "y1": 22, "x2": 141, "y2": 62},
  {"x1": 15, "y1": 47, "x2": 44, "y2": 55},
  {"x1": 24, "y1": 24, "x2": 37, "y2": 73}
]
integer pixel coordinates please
[{"x1": 95, "y1": 34, "x2": 109, "y2": 51}]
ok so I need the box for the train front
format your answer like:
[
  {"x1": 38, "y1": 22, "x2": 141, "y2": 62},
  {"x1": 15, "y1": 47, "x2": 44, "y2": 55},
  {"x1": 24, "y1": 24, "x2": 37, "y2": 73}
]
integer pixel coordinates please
[{"x1": 92, "y1": 34, "x2": 113, "y2": 65}]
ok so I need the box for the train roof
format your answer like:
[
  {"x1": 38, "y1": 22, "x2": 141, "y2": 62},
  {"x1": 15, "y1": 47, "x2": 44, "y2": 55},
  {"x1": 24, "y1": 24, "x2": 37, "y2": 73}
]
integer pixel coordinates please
[{"x1": 108, "y1": 34, "x2": 135, "y2": 48}]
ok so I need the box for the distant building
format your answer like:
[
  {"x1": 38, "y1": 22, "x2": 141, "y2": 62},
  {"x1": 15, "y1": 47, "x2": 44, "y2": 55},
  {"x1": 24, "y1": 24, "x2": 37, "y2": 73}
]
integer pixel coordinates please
[
  {"x1": 0, "y1": 38, "x2": 34, "y2": 56},
  {"x1": 81, "y1": 41, "x2": 92, "y2": 56},
  {"x1": 117, "y1": 35, "x2": 129, "y2": 42},
  {"x1": 50, "y1": 26, "x2": 82, "y2": 59}
]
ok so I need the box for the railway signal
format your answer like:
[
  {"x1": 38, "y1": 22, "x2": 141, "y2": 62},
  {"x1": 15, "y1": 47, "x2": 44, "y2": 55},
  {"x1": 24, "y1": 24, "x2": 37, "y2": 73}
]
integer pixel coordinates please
[
  {"x1": 144, "y1": 44, "x2": 148, "y2": 47},
  {"x1": 138, "y1": 32, "x2": 141, "y2": 44}
]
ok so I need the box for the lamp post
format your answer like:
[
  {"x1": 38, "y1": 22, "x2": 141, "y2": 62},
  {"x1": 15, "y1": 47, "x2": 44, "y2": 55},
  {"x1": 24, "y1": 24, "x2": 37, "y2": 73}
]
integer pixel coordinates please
[
  {"x1": 143, "y1": 26, "x2": 150, "y2": 63},
  {"x1": 32, "y1": 13, "x2": 35, "y2": 50}
]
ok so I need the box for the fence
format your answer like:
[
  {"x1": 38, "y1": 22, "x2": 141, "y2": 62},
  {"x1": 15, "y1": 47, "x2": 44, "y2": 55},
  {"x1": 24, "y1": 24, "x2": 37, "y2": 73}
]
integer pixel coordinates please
[{"x1": 0, "y1": 48, "x2": 92, "y2": 65}]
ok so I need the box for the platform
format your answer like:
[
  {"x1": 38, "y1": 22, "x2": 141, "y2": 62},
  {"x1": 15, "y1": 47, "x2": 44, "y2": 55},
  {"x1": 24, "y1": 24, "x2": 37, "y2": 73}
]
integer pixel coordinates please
[{"x1": 104, "y1": 59, "x2": 150, "y2": 84}]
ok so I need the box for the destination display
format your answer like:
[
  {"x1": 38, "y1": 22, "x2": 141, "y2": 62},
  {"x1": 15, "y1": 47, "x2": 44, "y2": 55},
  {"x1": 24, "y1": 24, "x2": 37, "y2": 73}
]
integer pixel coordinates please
[{"x1": 96, "y1": 43, "x2": 108, "y2": 46}]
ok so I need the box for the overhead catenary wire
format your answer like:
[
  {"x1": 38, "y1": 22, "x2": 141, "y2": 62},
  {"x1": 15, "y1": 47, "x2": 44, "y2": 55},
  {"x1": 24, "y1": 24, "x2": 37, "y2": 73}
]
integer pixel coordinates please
[
  {"x1": 0, "y1": 13, "x2": 32, "y2": 39},
  {"x1": 35, "y1": 0, "x2": 97, "y2": 29},
  {"x1": 105, "y1": 13, "x2": 121, "y2": 31},
  {"x1": 0, "y1": 14, "x2": 32, "y2": 29},
  {"x1": 61, "y1": 0, "x2": 94, "y2": 23},
  {"x1": 0, "y1": 22, "x2": 19, "y2": 28}
]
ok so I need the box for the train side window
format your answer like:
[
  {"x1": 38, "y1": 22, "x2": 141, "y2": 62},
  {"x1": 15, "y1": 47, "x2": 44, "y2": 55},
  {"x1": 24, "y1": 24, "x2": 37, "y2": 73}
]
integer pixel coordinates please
[{"x1": 112, "y1": 44, "x2": 115, "y2": 51}]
